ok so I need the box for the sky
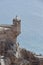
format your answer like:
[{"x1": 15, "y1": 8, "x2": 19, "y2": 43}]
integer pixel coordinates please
[{"x1": 0, "y1": 0, "x2": 43, "y2": 54}]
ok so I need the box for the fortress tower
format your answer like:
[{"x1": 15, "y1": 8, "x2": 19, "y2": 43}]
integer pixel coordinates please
[{"x1": 12, "y1": 16, "x2": 21, "y2": 36}]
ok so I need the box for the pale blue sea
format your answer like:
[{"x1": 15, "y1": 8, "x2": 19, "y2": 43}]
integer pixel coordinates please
[{"x1": 0, "y1": 0, "x2": 43, "y2": 55}]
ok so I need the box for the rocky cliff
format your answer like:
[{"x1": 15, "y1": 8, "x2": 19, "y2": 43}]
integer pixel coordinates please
[
  {"x1": 0, "y1": 17, "x2": 41, "y2": 65},
  {"x1": 0, "y1": 38, "x2": 38, "y2": 65}
]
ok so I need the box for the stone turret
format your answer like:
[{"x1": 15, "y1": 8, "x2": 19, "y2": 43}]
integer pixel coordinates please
[{"x1": 12, "y1": 16, "x2": 21, "y2": 36}]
